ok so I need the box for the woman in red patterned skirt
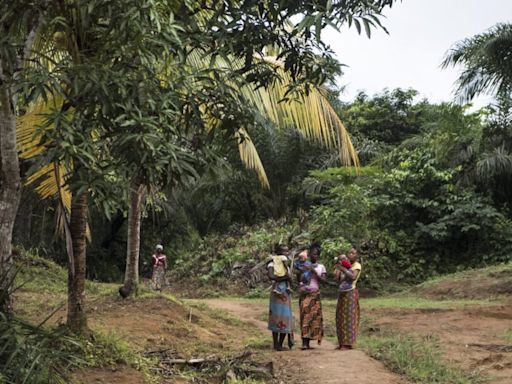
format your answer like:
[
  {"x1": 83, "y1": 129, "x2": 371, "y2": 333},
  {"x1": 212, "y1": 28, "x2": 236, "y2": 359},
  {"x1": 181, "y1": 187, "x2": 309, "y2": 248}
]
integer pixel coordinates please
[{"x1": 335, "y1": 246, "x2": 362, "y2": 350}]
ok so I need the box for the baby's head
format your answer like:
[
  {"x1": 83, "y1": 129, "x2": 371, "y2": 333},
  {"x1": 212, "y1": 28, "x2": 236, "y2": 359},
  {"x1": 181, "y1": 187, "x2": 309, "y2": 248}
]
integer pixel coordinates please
[
  {"x1": 298, "y1": 249, "x2": 308, "y2": 261},
  {"x1": 275, "y1": 244, "x2": 290, "y2": 256},
  {"x1": 334, "y1": 254, "x2": 351, "y2": 268}
]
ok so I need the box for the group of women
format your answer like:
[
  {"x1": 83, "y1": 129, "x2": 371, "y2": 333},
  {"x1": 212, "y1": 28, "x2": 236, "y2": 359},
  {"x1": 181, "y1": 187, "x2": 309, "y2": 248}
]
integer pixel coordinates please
[{"x1": 267, "y1": 245, "x2": 361, "y2": 351}]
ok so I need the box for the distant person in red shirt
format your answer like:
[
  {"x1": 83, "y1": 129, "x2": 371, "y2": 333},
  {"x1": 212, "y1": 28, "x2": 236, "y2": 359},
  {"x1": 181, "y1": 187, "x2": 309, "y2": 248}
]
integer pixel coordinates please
[{"x1": 151, "y1": 244, "x2": 167, "y2": 291}]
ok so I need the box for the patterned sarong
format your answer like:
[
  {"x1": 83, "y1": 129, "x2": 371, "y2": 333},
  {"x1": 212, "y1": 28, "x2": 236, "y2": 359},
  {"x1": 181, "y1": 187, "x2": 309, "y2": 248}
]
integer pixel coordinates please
[
  {"x1": 299, "y1": 290, "x2": 324, "y2": 341},
  {"x1": 335, "y1": 289, "x2": 360, "y2": 347},
  {"x1": 151, "y1": 265, "x2": 166, "y2": 290},
  {"x1": 268, "y1": 290, "x2": 293, "y2": 334}
]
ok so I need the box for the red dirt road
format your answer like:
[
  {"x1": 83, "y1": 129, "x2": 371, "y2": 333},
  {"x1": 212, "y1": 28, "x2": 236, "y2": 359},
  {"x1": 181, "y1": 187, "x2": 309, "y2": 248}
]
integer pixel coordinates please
[{"x1": 204, "y1": 299, "x2": 408, "y2": 384}]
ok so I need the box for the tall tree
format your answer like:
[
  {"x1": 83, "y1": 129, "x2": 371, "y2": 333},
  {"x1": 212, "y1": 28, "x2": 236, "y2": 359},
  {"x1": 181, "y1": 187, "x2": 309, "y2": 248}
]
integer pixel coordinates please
[
  {"x1": 17, "y1": 0, "x2": 185, "y2": 333},
  {"x1": 0, "y1": 1, "x2": 47, "y2": 314},
  {"x1": 443, "y1": 23, "x2": 512, "y2": 102},
  {"x1": 119, "y1": 54, "x2": 360, "y2": 297},
  {"x1": 443, "y1": 23, "x2": 512, "y2": 210}
]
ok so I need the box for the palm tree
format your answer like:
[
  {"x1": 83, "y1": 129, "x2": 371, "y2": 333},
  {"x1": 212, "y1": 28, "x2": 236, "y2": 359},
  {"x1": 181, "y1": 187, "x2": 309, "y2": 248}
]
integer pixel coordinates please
[
  {"x1": 443, "y1": 24, "x2": 512, "y2": 206},
  {"x1": 442, "y1": 23, "x2": 512, "y2": 102}
]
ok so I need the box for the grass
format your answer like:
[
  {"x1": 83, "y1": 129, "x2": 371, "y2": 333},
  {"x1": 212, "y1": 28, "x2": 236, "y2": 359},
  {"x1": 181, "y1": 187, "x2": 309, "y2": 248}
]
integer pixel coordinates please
[
  {"x1": 243, "y1": 335, "x2": 270, "y2": 350},
  {"x1": 499, "y1": 329, "x2": 512, "y2": 343},
  {"x1": 186, "y1": 300, "x2": 246, "y2": 327},
  {"x1": 359, "y1": 332, "x2": 483, "y2": 384},
  {"x1": 214, "y1": 295, "x2": 494, "y2": 310},
  {"x1": 317, "y1": 296, "x2": 495, "y2": 326},
  {"x1": 15, "y1": 252, "x2": 117, "y2": 298},
  {"x1": 361, "y1": 296, "x2": 495, "y2": 309},
  {"x1": 412, "y1": 262, "x2": 512, "y2": 289},
  {"x1": 80, "y1": 330, "x2": 152, "y2": 371},
  {"x1": 244, "y1": 287, "x2": 269, "y2": 299},
  {"x1": 16, "y1": 255, "x2": 68, "y2": 293}
]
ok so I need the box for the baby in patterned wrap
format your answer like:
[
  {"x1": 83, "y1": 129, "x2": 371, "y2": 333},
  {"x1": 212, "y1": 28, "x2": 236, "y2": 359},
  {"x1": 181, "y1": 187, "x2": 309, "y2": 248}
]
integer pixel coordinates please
[{"x1": 334, "y1": 254, "x2": 353, "y2": 291}]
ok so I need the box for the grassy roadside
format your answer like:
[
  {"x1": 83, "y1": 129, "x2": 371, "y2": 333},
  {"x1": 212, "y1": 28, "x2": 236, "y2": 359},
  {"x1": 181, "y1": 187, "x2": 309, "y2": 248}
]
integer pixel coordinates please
[
  {"x1": 328, "y1": 296, "x2": 491, "y2": 384},
  {"x1": 228, "y1": 295, "x2": 493, "y2": 384},
  {"x1": 358, "y1": 333, "x2": 483, "y2": 384}
]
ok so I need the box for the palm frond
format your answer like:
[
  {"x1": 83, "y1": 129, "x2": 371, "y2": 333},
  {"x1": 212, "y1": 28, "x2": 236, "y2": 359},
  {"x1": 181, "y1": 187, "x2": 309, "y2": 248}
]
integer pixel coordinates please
[
  {"x1": 16, "y1": 96, "x2": 79, "y2": 241},
  {"x1": 241, "y1": 55, "x2": 359, "y2": 166},
  {"x1": 186, "y1": 50, "x2": 359, "y2": 186},
  {"x1": 235, "y1": 128, "x2": 270, "y2": 189},
  {"x1": 476, "y1": 145, "x2": 512, "y2": 179},
  {"x1": 17, "y1": 96, "x2": 62, "y2": 158},
  {"x1": 442, "y1": 23, "x2": 512, "y2": 102}
]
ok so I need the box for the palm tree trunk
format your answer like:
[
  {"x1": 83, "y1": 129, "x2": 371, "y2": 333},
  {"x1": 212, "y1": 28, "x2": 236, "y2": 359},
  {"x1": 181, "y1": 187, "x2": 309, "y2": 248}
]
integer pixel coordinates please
[
  {"x1": 67, "y1": 192, "x2": 88, "y2": 333},
  {"x1": 0, "y1": 77, "x2": 21, "y2": 314},
  {"x1": 121, "y1": 182, "x2": 145, "y2": 298}
]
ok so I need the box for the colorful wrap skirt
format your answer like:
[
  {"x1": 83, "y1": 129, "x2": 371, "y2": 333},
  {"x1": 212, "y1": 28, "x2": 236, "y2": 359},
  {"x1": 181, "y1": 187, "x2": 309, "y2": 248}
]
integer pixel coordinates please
[
  {"x1": 151, "y1": 265, "x2": 166, "y2": 290},
  {"x1": 335, "y1": 288, "x2": 360, "y2": 347},
  {"x1": 268, "y1": 290, "x2": 294, "y2": 334},
  {"x1": 299, "y1": 290, "x2": 324, "y2": 341}
]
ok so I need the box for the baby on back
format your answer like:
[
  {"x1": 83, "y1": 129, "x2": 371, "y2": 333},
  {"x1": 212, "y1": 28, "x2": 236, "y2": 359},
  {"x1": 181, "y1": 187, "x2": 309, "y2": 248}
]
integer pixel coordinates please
[{"x1": 269, "y1": 244, "x2": 291, "y2": 297}]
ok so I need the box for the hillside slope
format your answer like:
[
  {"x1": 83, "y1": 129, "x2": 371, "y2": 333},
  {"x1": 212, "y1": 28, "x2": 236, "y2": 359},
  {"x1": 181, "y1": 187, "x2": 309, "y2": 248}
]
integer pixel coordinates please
[
  {"x1": 11, "y1": 252, "x2": 267, "y2": 384},
  {"x1": 409, "y1": 262, "x2": 512, "y2": 299}
]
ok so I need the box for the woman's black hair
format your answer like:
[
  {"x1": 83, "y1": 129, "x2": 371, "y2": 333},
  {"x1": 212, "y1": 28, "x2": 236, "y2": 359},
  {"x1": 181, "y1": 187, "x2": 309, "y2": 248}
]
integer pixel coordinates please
[
  {"x1": 274, "y1": 243, "x2": 289, "y2": 255},
  {"x1": 309, "y1": 242, "x2": 321, "y2": 256}
]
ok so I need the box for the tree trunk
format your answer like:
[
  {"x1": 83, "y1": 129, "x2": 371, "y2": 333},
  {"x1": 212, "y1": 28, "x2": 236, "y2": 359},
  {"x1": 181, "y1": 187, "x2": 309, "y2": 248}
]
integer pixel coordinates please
[
  {"x1": 0, "y1": 73, "x2": 21, "y2": 314},
  {"x1": 121, "y1": 182, "x2": 145, "y2": 298},
  {"x1": 13, "y1": 188, "x2": 33, "y2": 246},
  {"x1": 0, "y1": 4, "x2": 45, "y2": 314},
  {"x1": 67, "y1": 192, "x2": 89, "y2": 333}
]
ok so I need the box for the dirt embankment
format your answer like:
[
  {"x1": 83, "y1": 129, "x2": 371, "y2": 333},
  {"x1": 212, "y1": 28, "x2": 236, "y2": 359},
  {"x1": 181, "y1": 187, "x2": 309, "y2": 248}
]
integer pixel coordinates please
[{"x1": 410, "y1": 264, "x2": 512, "y2": 299}]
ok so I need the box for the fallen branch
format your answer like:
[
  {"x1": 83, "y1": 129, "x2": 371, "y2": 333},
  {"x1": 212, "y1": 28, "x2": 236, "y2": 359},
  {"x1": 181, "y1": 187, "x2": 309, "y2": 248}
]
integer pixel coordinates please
[
  {"x1": 468, "y1": 343, "x2": 512, "y2": 352},
  {"x1": 143, "y1": 348, "x2": 174, "y2": 356},
  {"x1": 162, "y1": 350, "x2": 252, "y2": 366}
]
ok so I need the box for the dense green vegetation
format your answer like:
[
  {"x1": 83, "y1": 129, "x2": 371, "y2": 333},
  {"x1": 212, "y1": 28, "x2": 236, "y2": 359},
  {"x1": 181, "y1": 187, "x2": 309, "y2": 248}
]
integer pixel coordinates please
[
  {"x1": 14, "y1": 80, "x2": 512, "y2": 292},
  {"x1": 169, "y1": 89, "x2": 512, "y2": 293}
]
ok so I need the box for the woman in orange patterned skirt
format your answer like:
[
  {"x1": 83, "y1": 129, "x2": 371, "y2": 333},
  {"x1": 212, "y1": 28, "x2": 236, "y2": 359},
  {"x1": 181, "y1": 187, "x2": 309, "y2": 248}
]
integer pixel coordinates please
[
  {"x1": 335, "y1": 246, "x2": 362, "y2": 349},
  {"x1": 298, "y1": 245, "x2": 327, "y2": 350}
]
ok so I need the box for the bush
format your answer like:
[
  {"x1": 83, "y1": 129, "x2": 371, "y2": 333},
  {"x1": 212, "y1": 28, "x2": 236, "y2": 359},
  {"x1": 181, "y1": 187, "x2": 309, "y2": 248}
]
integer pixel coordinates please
[
  {"x1": 308, "y1": 149, "x2": 512, "y2": 289},
  {"x1": 0, "y1": 267, "x2": 82, "y2": 384}
]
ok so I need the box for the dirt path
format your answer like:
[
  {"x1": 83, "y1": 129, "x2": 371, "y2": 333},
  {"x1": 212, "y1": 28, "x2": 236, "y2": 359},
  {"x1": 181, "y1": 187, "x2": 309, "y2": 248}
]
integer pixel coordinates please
[{"x1": 204, "y1": 299, "x2": 408, "y2": 384}]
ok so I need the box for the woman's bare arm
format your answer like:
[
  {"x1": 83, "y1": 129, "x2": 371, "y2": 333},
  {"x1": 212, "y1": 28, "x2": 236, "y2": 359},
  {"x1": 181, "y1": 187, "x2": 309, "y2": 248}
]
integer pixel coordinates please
[
  {"x1": 318, "y1": 272, "x2": 328, "y2": 283},
  {"x1": 336, "y1": 266, "x2": 359, "y2": 281}
]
